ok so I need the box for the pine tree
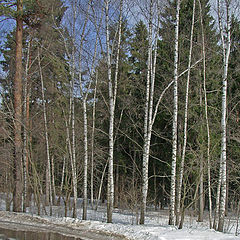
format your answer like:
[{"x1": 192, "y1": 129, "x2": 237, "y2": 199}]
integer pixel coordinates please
[{"x1": 1, "y1": 0, "x2": 68, "y2": 213}]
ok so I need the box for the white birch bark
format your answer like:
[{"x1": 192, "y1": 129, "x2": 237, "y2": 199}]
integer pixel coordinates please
[
  {"x1": 89, "y1": 7, "x2": 103, "y2": 209},
  {"x1": 53, "y1": 0, "x2": 78, "y2": 217},
  {"x1": 175, "y1": 0, "x2": 195, "y2": 226},
  {"x1": 23, "y1": 38, "x2": 31, "y2": 213},
  {"x1": 198, "y1": 0, "x2": 213, "y2": 228},
  {"x1": 75, "y1": 0, "x2": 91, "y2": 220},
  {"x1": 38, "y1": 48, "x2": 53, "y2": 216},
  {"x1": 91, "y1": 71, "x2": 98, "y2": 209},
  {"x1": 51, "y1": 156, "x2": 56, "y2": 205},
  {"x1": 95, "y1": 161, "x2": 108, "y2": 211},
  {"x1": 105, "y1": 0, "x2": 123, "y2": 223},
  {"x1": 169, "y1": 0, "x2": 180, "y2": 226},
  {"x1": 70, "y1": 0, "x2": 77, "y2": 218},
  {"x1": 87, "y1": 6, "x2": 103, "y2": 210},
  {"x1": 140, "y1": 0, "x2": 153, "y2": 225},
  {"x1": 214, "y1": 154, "x2": 223, "y2": 229},
  {"x1": 60, "y1": 156, "x2": 66, "y2": 198},
  {"x1": 82, "y1": 97, "x2": 88, "y2": 220},
  {"x1": 113, "y1": 0, "x2": 123, "y2": 110},
  {"x1": 105, "y1": 0, "x2": 113, "y2": 223},
  {"x1": 199, "y1": 152, "x2": 204, "y2": 222},
  {"x1": 217, "y1": 0, "x2": 231, "y2": 232}
]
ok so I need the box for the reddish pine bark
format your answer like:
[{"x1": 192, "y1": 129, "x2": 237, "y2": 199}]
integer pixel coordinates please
[{"x1": 13, "y1": 0, "x2": 23, "y2": 212}]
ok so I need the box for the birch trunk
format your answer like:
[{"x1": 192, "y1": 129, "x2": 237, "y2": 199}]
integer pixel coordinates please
[
  {"x1": 140, "y1": 0, "x2": 153, "y2": 225},
  {"x1": 175, "y1": 0, "x2": 195, "y2": 227},
  {"x1": 91, "y1": 72, "x2": 98, "y2": 209},
  {"x1": 38, "y1": 48, "x2": 53, "y2": 216},
  {"x1": 70, "y1": 0, "x2": 78, "y2": 218},
  {"x1": 76, "y1": 0, "x2": 91, "y2": 220},
  {"x1": 59, "y1": 156, "x2": 66, "y2": 203},
  {"x1": 198, "y1": 0, "x2": 213, "y2": 228},
  {"x1": 169, "y1": 0, "x2": 180, "y2": 226},
  {"x1": 217, "y1": 0, "x2": 231, "y2": 232},
  {"x1": 105, "y1": 0, "x2": 123, "y2": 223},
  {"x1": 95, "y1": 161, "x2": 108, "y2": 211},
  {"x1": 90, "y1": 9, "x2": 103, "y2": 209},
  {"x1": 214, "y1": 157, "x2": 222, "y2": 229},
  {"x1": 198, "y1": 153, "x2": 204, "y2": 222},
  {"x1": 71, "y1": 64, "x2": 77, "y2": 219},
  {"x1": 82, "y1": 98, "x2": 88, "y2": 220},
  {"x1": 106, "y1": 0, "x2": 114, "y2": 222},
  {"x1": 13, "y1": 0, "x2": 23, "y2": 213},
  {"x1": 51, "y1": 156, "x2": 56, "y2": 205},
  {"x1": 23, "y1": 38, "x2": 31, "y2": 213}
]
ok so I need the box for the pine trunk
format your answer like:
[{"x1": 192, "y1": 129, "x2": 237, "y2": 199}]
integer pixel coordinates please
[{"x1": 13, "y1": 0, "x2": 23, "y2": 213}]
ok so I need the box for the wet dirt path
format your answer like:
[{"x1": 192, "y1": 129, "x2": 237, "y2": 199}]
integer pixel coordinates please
[{"x1": 0, "y1": 211, "x2": 128, "y2": 240}]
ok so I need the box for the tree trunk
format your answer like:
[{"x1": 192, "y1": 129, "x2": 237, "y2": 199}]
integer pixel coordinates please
[
  {"x1": 198, "y1": 0, "x2": 213, "y2": 228},
  {"x1": 106, "y1": 0, "x2": 123, "y2": 223},
  {"x1": 51, "y1": 156, "x2": 56, "y2": 205},
  {"x1": 106, "y1": 0, "x2": 114, "y2": 216},
  {"x1": 95, "y1": 160, "x2": 108, "y2": 211},
  {"x1": 114, "y1": 157, "x2": 119, "y2": 208},
  {"x1": 23, "y1": 37, "x2": 32, "y2": 212},
  {"x1": 38, "y1": 48, "x2": 53, "y2": 216},
  {"x1": 175, "y1": 0, "x2": 195, "y2": 226},
  {"x1": 217, "y1": 0, "x2": 231, "y2": 232},
  {"x1": 70, "y1": 1, "x2": 78, "y2": 218},
  {"x1": 140, "y1": 0, "x2": 157, "y2": 224},
  {"x1": 91, "y1": 72, "x2": 98, "y2": 209},
  {"x1": 198, "y1": 153, "x2": 204, "y2": 222},
  {"x1": 76, "y1": 0, "x2": 91, "y2": 220},
  {"x1": 13, "y1": 0, "x2": 23, "y2": 213},
  {"x1": 82, "y1": 98, "x2": 88, "y2": 220},
  {"x1": 58, "y1": 156, "x2": 66, "y2": 205},
  {"x1": 169, "y1": 0, "x2": 180, "y2": 226}
]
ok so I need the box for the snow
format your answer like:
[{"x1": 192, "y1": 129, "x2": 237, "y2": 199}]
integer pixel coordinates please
[{"x1": 0, "y1": 195, "x2": 240, "y2": 240}]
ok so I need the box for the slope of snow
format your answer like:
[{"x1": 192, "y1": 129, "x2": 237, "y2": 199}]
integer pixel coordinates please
[{"x1": 0, "y1": 195, "x2": 240, "y2": 240}]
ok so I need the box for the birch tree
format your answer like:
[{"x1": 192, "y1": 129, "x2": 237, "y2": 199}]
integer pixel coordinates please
[
  {"x1": 140, "y1": 0, "x2": 153, "y2": 225},
  {"x1": 38, "y1": 47, "x2": 53, "y2": 216},
  {"x1": 105, "y1": 0, "x2": 123, "y2": 223},
  {"x1": 217, "y1": 0, "x2": 232, "y2": 232},
  {"x1": 135, "y1": 0, "x2": 167, "y2": 224},
  {"x1": 23, "y1": 37, "x2": 32, "y2": 212},
  {"x1": 90, "y1": 7, "x2": 103, "y2": 208},
  {"x1": 175, "y1": 0, "x2": 195, "y2": 227},
  {"x1": 91, "y1": 71, "x2": 98, "y2": 209},
  {"x1": 69, "y1": 0, "x2": 77, "y2": 218},
  {"x1": 198, "y1": 0, "x2": 213, "y2": 228},
  {"x1": 169, "y1": 0, "x2": 181, "y2": 226},
  {"x1": 78, "y1": 0, "x2": 91, "y2": 221}
]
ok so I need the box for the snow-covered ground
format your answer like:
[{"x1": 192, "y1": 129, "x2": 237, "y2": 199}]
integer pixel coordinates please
[{"x1": 0, "y1": 195, "x2": 240, "y2": 240}]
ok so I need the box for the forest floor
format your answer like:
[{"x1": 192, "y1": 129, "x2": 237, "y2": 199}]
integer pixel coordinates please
[{"x1": 0, "y1": 196, "x2": 240, "y2": 240}]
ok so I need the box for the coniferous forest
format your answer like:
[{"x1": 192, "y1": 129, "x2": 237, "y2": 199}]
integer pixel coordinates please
[{"x1": 0, "y1": 0, "x2": 240, "y2": 234}]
